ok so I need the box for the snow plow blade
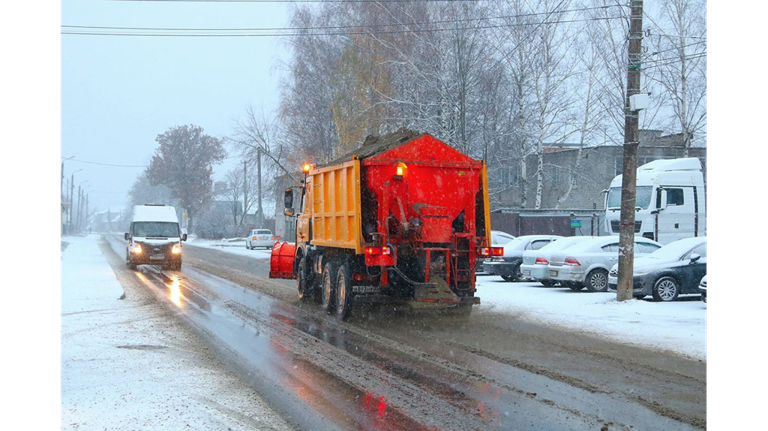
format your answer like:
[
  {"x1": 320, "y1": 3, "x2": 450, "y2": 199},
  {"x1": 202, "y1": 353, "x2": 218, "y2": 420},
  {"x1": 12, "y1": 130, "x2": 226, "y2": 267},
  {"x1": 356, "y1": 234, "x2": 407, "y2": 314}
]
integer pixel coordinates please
[{"x1": 269, "y1": 241, "x2": 296, "y2": 279}]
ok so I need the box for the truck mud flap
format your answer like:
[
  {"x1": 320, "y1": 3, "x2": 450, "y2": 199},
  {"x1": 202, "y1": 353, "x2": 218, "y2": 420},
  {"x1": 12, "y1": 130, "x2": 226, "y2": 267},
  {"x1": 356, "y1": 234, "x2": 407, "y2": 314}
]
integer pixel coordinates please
[
  {"x1": 269, "y1": 241, "x2": 297, "y2": 279},
  {"x1": 413, "y1": 276, "x2": 461, "y2": 304}
]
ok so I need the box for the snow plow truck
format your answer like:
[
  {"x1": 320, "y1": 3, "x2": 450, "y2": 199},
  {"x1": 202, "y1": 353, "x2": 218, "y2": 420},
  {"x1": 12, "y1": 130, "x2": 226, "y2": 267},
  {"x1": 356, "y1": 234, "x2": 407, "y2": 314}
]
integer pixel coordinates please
[{"x1": 269, "y1": 129, "x2": 501, "y2": 320}]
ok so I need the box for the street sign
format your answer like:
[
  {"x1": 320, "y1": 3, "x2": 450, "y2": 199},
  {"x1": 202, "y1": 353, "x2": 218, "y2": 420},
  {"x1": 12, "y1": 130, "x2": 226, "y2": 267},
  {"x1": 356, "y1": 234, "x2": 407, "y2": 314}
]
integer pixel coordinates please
[{"x1": 571, "y1": 219, "x2": 582, "y2": 228}]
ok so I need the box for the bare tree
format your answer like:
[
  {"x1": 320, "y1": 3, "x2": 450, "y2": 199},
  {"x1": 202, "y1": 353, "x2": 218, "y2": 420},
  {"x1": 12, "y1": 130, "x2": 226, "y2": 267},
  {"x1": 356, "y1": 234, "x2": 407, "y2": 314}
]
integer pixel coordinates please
[
  {"x1": 646, "y1": 0, "x2": 707, "y2": 155},
  {"x1": 278, "y1": 6, "x2": 343, "y2": 164},
  {"x1": 128, "y1": 172, "x2": 175, "y2": 208},
  {"x1": 228, "y1": 105, "x2": 294, "y2": 225},
  {"x1": 274, "y1": 0, "x2": 705, "y2": 213},
  {"x1": 528, "y1": 0, "x2": 579, "y2": 209},
  {"x1": 146, "y1": 124, "x2": 226, "y2": 234}
]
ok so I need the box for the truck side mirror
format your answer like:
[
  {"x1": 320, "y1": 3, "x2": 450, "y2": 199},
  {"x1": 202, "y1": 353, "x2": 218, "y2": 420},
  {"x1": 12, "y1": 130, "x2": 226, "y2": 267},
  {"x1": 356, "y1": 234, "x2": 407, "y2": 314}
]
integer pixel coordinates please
[
  {"x1": 284, "y1": 188, "x2": 293, "y2": 209},
  {"x1": 284, "y1": 208, "x2": 295, "y2": 217},
  {"x1": 124, "y1": 232, "x2": 130, "y2": 241},
  {"x1": 182, "y1": 233, "x2": 188, "y2": 242}
]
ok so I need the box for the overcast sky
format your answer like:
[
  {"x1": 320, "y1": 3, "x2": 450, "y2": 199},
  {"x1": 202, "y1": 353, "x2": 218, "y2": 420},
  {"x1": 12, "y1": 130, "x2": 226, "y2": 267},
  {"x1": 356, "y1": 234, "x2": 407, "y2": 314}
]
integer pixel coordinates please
[{"x1": 60, "y1": 0, "x2": 290, "y2": 213}]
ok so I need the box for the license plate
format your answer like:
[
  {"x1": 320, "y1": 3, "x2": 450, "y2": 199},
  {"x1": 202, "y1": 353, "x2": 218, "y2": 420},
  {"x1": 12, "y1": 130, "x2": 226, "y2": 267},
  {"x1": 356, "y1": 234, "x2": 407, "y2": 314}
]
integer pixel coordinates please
[
  {"x1": 523, "y1": 270, "x2": 531, "y2": 276},
  {"x1": 352, "y1": 285, "x2": 379, "y2": 294},
  {"x1": 549, "y1": 270, "x2": 558, "y2": 277},
  {"x1": 150, "y1": 255, "x2": 165, "y2": 260}
]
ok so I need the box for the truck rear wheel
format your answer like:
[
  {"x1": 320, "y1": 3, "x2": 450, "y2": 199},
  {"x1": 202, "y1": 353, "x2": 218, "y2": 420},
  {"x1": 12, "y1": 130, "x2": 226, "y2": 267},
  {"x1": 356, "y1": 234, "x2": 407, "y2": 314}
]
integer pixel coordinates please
[
  {"x1": 335, "y1": 263, "x2": 353, "y2": 321},
  {"x1": 321, "y1": 262, "x2": 336, "y2": 314}
]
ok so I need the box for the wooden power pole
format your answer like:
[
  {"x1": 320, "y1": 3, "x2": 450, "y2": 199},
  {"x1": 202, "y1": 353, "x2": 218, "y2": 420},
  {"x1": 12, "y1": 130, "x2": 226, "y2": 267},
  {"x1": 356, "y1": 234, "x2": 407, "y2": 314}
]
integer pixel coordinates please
[{"x1": 616, "y1": 0, "x2": 644, "y2": 302}]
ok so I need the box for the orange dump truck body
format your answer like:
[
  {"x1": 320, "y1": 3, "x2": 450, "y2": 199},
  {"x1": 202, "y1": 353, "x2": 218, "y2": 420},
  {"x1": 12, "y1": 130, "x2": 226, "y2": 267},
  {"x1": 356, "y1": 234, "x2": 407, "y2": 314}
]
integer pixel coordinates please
[{"x1": 270, "y1": 129, "x2": 493, "y2": 320}]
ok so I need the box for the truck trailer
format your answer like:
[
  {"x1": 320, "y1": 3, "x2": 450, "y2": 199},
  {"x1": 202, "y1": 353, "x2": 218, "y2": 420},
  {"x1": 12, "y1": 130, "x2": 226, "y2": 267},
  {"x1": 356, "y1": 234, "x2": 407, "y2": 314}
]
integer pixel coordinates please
[{"x1": 269, "y1": 129, "x2": 500, "y2": 320}]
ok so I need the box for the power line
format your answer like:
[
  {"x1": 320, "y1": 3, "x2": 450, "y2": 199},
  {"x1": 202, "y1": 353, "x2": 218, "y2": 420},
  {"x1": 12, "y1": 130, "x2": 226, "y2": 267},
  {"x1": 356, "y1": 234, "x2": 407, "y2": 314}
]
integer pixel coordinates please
[
  {"x1": 62, "y1": 4, "x2": 623, "y2": 37},
  {"x1": 63, "y1": 158, "x2": 147, "y2": 168}
]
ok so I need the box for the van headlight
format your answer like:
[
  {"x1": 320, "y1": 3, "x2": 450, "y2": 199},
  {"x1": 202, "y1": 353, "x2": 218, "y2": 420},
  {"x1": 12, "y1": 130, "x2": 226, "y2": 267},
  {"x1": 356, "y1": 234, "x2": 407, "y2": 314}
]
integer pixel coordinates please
[
  {"x1": 172, "y1": 244, "x2": 182, "y2": 255},
  {"x1": 131, "y1": 244, "x2": 142, "y2": 254}
]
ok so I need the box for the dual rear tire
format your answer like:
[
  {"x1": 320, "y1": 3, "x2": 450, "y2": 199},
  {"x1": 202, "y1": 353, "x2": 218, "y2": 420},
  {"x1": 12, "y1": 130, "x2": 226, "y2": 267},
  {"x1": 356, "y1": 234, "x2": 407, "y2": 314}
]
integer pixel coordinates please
[{"x1": 320, "y1": 261, "x2": 354, "y2": 320}]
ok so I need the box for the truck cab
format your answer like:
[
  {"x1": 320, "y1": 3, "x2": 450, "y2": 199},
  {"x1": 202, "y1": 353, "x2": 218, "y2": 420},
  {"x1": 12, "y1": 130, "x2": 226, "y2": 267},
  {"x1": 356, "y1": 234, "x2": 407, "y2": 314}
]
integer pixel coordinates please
[{"x1": 604, "y1": 158, "x2": 705, "y2": 244}]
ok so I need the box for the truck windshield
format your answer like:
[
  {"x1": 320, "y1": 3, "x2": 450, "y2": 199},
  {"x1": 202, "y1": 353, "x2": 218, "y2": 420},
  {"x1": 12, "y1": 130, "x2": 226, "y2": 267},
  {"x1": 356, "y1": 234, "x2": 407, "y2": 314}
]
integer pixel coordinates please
[
  {"x1": 132, "y1": 222, "x2": 180, "y2": 238},
  {"x1": 606, "y1": 186, "x2": 653, "y2": 210}
]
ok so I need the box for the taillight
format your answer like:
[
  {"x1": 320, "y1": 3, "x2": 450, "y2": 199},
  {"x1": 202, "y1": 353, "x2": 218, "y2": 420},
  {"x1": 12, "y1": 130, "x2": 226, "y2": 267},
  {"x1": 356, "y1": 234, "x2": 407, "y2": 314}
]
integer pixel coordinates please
[
  {"x1": 564, "y1": 256, "x2": 581, "y2": 266},
  {"x1": 271, "y1": 236, "x2": 275, "y2": 240},
  {"x1": 365, "y1": 246, "x2": 391, "y2": 256},
  {"x1": 252, "y1": 236, "x2": 257, "y2": 240},
  {"x1": 534, "y1": 256, "x2": 548, "y2": 265},
  {"x1": 477, "y1": 247, "x2": 503, "y2": 257}
]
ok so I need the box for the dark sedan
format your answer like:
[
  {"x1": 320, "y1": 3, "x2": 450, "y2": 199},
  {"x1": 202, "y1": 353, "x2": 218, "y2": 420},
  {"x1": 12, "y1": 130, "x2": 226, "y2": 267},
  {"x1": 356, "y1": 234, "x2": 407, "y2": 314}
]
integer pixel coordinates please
[
  {"x1": 607, "y1": 236, "x2": 706, "y2": 301},
  {"x1": 484, "y1": 234, "x2": 562, "y2": 282}
]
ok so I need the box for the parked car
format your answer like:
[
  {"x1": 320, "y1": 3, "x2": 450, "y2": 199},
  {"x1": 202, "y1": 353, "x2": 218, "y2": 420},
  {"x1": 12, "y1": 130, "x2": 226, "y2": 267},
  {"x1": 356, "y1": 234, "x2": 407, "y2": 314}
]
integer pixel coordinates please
[
  {"x1": 520, "y1": 236, "x2": 595, "y2": 286},
  {"x1": 607, "y1": 236, "x2": 707, "y2": 301},
  {"x1": 698, "y1": 275, "x2": 707, "y2": 303},
  {"x1": 484, "y1": 235, "x2": 562, "y2": 282},
  {"x1": 245, "y1": 229, "x2": 276, "y2": 249},
  {"x1": 549, "y1": 236, "x2": 663, "y2": 292},
  {"x1": 477, "y1": 230, "x2": 517, "y2": 273},
  {"x1": 491, "y1": 230, "x2": 516, "y2": 246}
]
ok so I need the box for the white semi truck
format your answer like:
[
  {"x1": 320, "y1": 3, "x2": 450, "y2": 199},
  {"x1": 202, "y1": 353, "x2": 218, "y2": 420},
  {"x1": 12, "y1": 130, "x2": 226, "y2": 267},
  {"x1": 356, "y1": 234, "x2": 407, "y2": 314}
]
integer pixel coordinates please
[{"x1": 604, "y1": 158, "x2": 705, "y2": 245}]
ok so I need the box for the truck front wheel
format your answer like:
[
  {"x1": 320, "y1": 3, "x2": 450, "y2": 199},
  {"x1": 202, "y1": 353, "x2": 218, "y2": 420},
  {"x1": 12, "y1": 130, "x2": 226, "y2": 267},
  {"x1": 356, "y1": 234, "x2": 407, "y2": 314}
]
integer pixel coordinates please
[
  {"x1": 297, "y1": 257, "x2": 314, "y2": 302},
  {"x1": 321, "y1": 262, "x2": 336, "y2": 314},
  {"x1": 335, "y1": 263, "x2": 353, "y2": 321}
]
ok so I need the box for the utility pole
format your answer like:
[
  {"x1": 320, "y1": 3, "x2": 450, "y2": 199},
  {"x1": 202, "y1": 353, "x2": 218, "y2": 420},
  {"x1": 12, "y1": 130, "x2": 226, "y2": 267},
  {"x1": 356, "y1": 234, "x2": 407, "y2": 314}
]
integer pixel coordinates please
[
  {"x1": 85, "y1": 194, "x2": 89, "y2": 233},
  {"x1": 243, "y1": 160, "x2": 248, "y2": 226},
  {"x1": 61, "y1": 156, "x2": 74, "y2": 198},
  {"x1": 77, "y1": 185, "x2": 82, "y2": 234},
  {"x1": 616, "y1": 0, "x2": 644, "y2": 302},
  {"x1": 68, "y1": 169, "x2": 82, "y2": 236},
  {"x1": 257, "y1": 148, "x2": 263, "y2": 228},
  {"x1": 69, "y1": 175, "x2": 75, "y2": 235}
]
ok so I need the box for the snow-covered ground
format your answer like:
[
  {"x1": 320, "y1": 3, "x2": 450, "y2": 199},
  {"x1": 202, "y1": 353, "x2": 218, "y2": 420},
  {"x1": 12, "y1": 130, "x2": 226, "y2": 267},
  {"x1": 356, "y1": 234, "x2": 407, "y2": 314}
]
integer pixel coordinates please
[
  {"x1": 51, "y1": 234, "x2": 712, "y2": 430},
  {"x1": 59, "y1": 235, "x2": 292, "y2": 431}
]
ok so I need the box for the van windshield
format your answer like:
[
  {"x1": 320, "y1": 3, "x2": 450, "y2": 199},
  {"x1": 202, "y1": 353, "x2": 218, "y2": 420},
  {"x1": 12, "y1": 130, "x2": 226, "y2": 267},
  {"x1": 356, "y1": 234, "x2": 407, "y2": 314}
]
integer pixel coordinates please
[
  {"x1": 132, "y1": 222, "x2": 180, "y2": 238},
  {"x1": 606, "y1": 186, "x2": 653, "y2": 210}
]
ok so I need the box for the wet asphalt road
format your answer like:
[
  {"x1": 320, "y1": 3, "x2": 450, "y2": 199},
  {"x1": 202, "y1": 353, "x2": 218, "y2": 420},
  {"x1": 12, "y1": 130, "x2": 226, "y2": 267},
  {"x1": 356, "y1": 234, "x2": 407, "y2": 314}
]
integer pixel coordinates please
[{"x1": 106, "y1": 236, "x2": 706, "y2": 430}]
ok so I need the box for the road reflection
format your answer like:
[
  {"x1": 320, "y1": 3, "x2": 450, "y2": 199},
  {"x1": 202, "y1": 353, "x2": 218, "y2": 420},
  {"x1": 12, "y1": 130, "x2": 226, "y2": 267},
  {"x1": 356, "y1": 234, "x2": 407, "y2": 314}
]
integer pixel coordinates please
[{"x1": 168, "y1": 274, "x2": 183, "y2": 308}]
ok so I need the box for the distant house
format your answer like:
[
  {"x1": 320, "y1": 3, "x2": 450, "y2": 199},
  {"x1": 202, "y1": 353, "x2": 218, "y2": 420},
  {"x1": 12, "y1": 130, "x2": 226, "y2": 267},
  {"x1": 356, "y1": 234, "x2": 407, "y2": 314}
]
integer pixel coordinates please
[{"x1": 90, "y1": 209, "x2": 126, "y2": 233}]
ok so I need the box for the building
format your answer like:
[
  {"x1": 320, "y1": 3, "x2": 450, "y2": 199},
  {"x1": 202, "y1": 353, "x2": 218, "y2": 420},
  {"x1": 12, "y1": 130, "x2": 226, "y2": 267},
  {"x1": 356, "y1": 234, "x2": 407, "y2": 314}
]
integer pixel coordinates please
[{"x1": 490, "y1": 130, "x2": 706, "y2": 212}]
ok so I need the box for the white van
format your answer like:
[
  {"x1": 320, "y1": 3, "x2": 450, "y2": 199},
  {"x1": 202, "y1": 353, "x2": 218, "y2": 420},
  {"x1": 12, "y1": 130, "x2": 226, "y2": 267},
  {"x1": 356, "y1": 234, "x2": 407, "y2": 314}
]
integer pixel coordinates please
[{"x1": 124, "y1": 204, "x2": 187, "y2": 270}]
